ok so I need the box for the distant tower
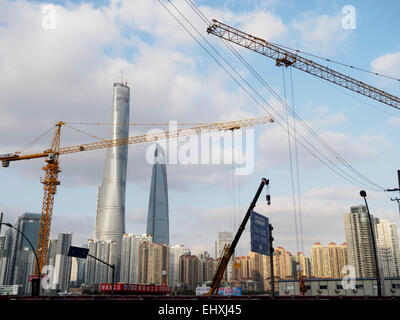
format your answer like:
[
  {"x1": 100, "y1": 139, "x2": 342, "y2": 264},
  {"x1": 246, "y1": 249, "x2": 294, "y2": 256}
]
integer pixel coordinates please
[
  {"x1": 147, "y1": 144, "x2": 169, "y2": 245},
  {"x1": 376, "y1": 219, "x2": 400, "y2": 277},
  {"x1": 344, "y1": 205, "x2": 377, "y2": 278},
  {"x1": 7, "y1": 213, "x2": 40, "y2": 293},
  {"x1": 95, "y1": 82, "x2": 130, "y2": 277},
  {"x1": 215, "y1": 231, "x2": 233, "y2": 281}
]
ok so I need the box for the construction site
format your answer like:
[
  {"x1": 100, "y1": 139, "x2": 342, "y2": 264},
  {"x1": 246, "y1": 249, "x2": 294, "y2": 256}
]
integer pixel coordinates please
[{"x1": 0, "y1": 0, "x2": 400, "y2": 315}]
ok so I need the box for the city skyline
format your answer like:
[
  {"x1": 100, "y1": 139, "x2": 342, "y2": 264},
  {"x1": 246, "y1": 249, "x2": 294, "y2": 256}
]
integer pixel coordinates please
[
  {"x1": 0, "y1": 0, "x2": 399, "y2": 261},
  {"x1": 1, "y1": 203, "x2": 400, "y2": 296}
]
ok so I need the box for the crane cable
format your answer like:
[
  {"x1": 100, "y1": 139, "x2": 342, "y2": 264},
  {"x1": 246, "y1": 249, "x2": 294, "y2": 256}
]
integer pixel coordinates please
[
  {"x1": 282, "y1": 68, "x2": 300, "y2": 254},
  {"x1": 267, "y1": 41, "x2": 400, "y2": 83},
  {"x1": 182, "y1": 0, "x2": 387, "y2": 192},
  {"x1": 188, "y1": 0, "x2": 400, "y2": 83},
  {"x1": 14, "y1": 126, "x2": 55, "y2": 155},
  {"x1": 158, "y1": 0, "x2": 387, "y2": 191},
  {"x1": 290, "y1": 68, "x2": 305, "y2": 253}
]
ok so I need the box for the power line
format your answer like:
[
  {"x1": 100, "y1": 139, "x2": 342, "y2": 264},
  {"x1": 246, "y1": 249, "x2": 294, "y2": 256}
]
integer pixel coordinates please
[
  {"x1": 283, "y1": 68, "x2": 300, "y2": 254},
  {"x1": 159, "y1": 0, "x2": 386, "y2": 191}
]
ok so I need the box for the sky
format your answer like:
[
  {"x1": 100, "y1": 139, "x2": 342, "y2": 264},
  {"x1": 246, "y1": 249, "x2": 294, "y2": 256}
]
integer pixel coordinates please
[{"x1": 0, "y1": 0, "x2": 399, "y2": 258}]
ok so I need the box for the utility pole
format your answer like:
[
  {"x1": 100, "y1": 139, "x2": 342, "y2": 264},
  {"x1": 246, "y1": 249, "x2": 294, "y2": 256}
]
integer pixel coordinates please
[
  {"x1": 360, "y1": 190, "x2": 382, "y2": 298},
  {"x1": 386, "y1": 170, "x2": 400, "y2": 217},
  {"x1": 269, "y1": 224, "x2": 275, "y2": 299}
]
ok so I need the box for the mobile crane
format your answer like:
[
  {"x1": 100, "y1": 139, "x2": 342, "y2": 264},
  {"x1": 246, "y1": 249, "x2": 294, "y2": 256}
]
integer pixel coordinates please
[{"x1": 207, "y1": 178, "x2": 270, "y2": 295}]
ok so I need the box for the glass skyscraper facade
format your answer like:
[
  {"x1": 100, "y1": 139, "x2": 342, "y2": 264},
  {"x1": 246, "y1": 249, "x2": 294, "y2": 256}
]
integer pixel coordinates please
[{"x1": 147, "y1": 144, "x2": 169, "y2": 245}]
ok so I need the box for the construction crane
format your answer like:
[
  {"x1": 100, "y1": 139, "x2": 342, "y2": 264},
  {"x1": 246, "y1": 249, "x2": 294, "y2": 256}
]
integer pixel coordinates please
[
  {"x1": 207, "y1": 178, "x2": 270, "y2": 296},
  {"x1": 207, "y1": 19, "x2": 400, "y2": 111},
  {"x1": 0, "y1": 116, "x2": 274, "y2": 276}
]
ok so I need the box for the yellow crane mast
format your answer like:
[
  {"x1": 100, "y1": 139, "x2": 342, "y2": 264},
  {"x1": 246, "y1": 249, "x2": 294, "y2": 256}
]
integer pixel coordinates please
[{"x1": 0, "y1": 116, "x2": 274, "y2": 276}]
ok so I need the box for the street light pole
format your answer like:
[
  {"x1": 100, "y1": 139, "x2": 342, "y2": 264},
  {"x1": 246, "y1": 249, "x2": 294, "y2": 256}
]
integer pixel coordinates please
[
  {"x1": 360, "y1": 190, "x2": 382, "y2": 298},
  {"x1": 87, "y1": 253, "x2": 115, "y2": 299},
  {"x1": 0, "y1": 221, "x2": 41, "y2": 297}
]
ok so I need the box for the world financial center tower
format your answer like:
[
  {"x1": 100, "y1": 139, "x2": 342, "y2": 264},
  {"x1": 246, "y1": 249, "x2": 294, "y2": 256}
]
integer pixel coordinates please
[{"x1": 146, "y1": 144, "x2": 169, "y2": 245}]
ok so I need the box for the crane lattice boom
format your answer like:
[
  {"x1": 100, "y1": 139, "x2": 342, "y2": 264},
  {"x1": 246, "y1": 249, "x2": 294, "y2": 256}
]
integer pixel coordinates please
[
  {"x1": 207, "y1": 19, "x2": 400, "y2": 110},
  {"x1": 0, "y1": 116, "x2": 273, "y2": 276}
]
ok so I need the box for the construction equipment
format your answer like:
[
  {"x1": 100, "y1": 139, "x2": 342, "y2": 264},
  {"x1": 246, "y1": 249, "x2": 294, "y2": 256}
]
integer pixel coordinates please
[
  {"x1": 0, "y1": 116, "x2": 274, "y2": 276},
  {"x1": 207, "y1": 19, "x2": 400, "y2": 111},
  {"x1": 207, "y1": 178, "x2": 270, "y2": 295}
]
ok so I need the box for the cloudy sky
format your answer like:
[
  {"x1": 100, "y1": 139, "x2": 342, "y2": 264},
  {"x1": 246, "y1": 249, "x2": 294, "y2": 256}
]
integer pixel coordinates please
[{"x1": 0, "y1": 0, "x2": 399, "y2": 258}]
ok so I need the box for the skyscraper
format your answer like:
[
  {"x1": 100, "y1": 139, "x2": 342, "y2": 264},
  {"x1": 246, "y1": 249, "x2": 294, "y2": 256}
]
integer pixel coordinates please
[
  {"x1": 179, "y1": 255, "x2": 199, "y2": 290},
  {"x1": 344, "y1": 205, "x2": 377, "y2": 278},
  {"x1": 310, "y1": 242, "x2": 325, "y2": 278},
  {"x1": 310, "y1": 242, "x2": 348, "y2": 278},
  {"x1": 7, "y1": 213, "x2": 40, "y2": 294},
  {"x1": 215, "y1": 231, "x2": 233, "y2": 281},
  {"x1": 376, "y1": 219, "x2": 400, "y2": 277},
  {"x1": 295, "y1": 252, "x2": 311, "y2": 278},
  {"x1": 85, "y1": 239, "x2": 118, "y2": 285},
  {"x1": 0, "y1": 228, "x2": 13, "y2": 285},
  {"x1": 273, "y1": 246, "x2": 294, "y2": 279},
  {"x1": 169, "y1": 244, "x2": 189, "y2": 287},
  {"x1": 52, "y1": 232, "x2": 72, "y2": 292},
  {"x1": 147, "y1": 144, "x2": 169, "y2": 245},
  {"x1": 120, "y1": 234, "x2": 152, "y2": 283},
  {"x1": 137, "y1": 239, "x2": 169, "y2": 285},
  {"x1": 95, "y1": 82, "x2": 130, "y2": 280}
]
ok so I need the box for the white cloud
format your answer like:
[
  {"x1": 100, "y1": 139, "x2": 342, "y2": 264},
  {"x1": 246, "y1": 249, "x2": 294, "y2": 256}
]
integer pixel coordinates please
[
  {"x1": 257, "y1": 120, "x2": 391, "y2": 168},
  {"x1": 237, "y1": 11, "x2": 287, "y2": 41},
  {"x1": 371, "y1": 51, "x2": 400, "y2": 78},
  {"x1": 388, "y1": 116, "x2": 400, "y2": 126},
  {"x1": 291, "y1": 12, "x2": 353, "y2": 54}
]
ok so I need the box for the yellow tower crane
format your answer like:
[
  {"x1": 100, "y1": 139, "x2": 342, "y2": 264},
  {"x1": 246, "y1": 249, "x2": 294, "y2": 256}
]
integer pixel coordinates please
[{"x1": 0, "y1": 116, "x2": 274, "y2": 276}]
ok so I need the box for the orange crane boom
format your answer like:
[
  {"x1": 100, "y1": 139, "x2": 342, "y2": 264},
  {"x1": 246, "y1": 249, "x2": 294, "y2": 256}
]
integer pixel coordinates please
[
  {"x1": 0, "y1": 116, "x2": 274, "y2": 276},
  {"x1": 207, "y1": 19, "x2": 400, "y2": 111}
]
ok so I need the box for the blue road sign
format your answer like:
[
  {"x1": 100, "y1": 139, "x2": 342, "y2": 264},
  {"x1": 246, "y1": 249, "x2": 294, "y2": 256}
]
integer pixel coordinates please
[{"x1": 250, "y1": 211, "x2": 270, "y2": 255}]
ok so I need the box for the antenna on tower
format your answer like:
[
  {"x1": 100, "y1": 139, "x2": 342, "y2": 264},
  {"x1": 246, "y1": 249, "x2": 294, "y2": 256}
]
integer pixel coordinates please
[{"x1": 121, "y1": 67, "x2": 128, "y2": 86}]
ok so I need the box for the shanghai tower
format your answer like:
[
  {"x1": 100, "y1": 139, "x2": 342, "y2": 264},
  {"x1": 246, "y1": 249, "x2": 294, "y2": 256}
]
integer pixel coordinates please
[
  {"x1": 147, "y1": 144, "x2": 169, "y2": 245},
  {"x1": 95, "y1": 82, "x2": 130, "y2": 249}
]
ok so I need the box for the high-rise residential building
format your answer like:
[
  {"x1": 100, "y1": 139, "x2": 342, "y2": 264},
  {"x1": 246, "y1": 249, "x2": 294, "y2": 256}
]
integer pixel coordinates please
[
  {"x1": 70, "y1": 257, "x2": 86, "y2": 287},
  {"x1": 325, "y1": 242, "x2": 348, "y2": 278},
  {"x1": 95, "y1": 82, "x2": 130, "y2": 281},
  {"x1": 199, "y1": 257, "x2": 214, "y2": 284},
  {"x1": 6, "y1": 213, "x2": 40, "y2": 294},
  {"x1": 120, "y1": 234, "x2": 152, "y2": 283},
  {"x1": 249, "y1": 251, "x2": 268, "y2": 290},
  {"x1": 311, "y1": 242, "x2": 348, "y2": 278},
  {"x1": 344, "y1": 205, "x2": 378, "y2": 278},
  {"x1": 137, "y1": 239, "x2": 169, "y2": 285},
  {"x1": 215, "y1": 231, "x2": 233, "y2": 281},
  {"x1": 273, "y1": 247, "x2": 294, "y2": 279},
  {"x1": 85, "y1": 239, "x2": 118, "y2": 285},
  {"x1": 310, "y1": 242, "x2": 325, "y2": 278},
  {"x1": 169, "y1": 245, "x2": 190, "y2": 287},
  {"x1": 147, "y1": 144, "x2": 169, "y2": 245},
  {"x1": 338, "y1": 242, "x2": 348, "y2": 276},
  {"x1": 179, "y1": 255, "x2": 199, "y2": 290},
  {"x1": 197, "y1": 251, "x2": 210, "y2": 260},
  {"x1": 0, "y1": 228, "x2": 13, "y2": 285},
  {"x1": 52, "y1": 232, "x2": 72, "y2": 292},
  {"x1": 47, "y1": 239, "x2": 58, "y2": 268},
  {"x1": 232, "y1": 256, "x2": 251, "y2": 280},
  {"x1": 376, "y1": 219, "x2": 400, "y2": 277},
  {"x1": 295, "y1": 252, "x2": 311, "y2": 278}
]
